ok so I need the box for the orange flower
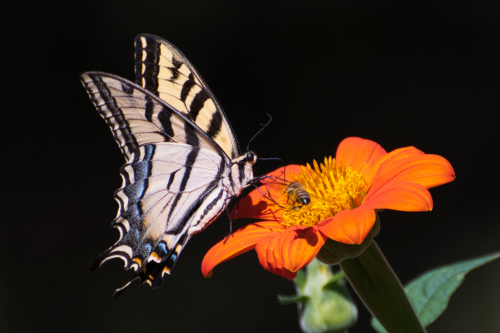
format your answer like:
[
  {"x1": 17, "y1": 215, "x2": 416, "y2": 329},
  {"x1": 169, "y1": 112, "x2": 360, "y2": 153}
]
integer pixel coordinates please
[{"x1": 202, "y1": 137, "x2": 455, "y2": 279}]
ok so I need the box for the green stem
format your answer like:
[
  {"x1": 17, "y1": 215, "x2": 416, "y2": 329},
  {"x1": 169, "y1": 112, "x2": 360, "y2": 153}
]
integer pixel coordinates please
[{"x1": 340, "y1": 241, "x2": 425, "y2": 333}]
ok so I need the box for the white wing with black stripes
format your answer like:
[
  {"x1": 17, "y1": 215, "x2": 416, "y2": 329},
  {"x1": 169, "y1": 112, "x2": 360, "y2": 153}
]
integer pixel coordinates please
[
  {"x1": 134, "y1": 33, "x2": 240, "y2": 159},
  {"x1": 81, "y1": 73, "x2": 219, "y2": 160},
  {"x1": 80, "y1": 35, "x2": 257, "y2": 297}
]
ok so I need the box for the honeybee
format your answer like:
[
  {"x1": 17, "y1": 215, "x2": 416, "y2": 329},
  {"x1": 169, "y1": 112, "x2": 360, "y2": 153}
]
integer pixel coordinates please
[{"x1": 284, "y1": 182, "x2": 311, "y2": 210}]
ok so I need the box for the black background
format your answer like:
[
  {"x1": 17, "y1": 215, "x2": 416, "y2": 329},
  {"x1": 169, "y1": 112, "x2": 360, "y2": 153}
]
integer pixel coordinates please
[{"x1": 3, "y1": 0, "x2": 500, "y2": 332}]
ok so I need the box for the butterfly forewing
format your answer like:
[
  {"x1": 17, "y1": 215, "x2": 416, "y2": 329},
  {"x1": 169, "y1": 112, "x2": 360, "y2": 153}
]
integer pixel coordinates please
[{"x1": 134, "y1": 34, "x2": 240, "y2": 159}]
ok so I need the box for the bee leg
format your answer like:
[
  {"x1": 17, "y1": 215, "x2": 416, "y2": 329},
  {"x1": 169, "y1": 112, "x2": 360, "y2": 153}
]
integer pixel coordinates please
[{"x1": 289, "y1": 204, "x2": 303, "y2": 211}]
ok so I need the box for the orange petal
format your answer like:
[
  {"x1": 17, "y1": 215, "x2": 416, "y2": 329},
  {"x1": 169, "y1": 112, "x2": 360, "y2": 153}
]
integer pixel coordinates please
[
  {"x1": 366, "y1": 150, "x2": 455, "y2": 204},
  {"x1": 363, "y1": 146, "x2": 424, "y2": 186},
  {"x1": 336, "y1": 137, "x2": 387, "y2": 180},
  {"x1": 230, "y1": 165, "x2": 302, "y2": 220},
  {"x1": 230, "y1": 187, "x2": 284, "y2": 221},
  {"x1": 318, "y1": 206, "x2": 376, "y2": 244},
  {"x1": 279, "y1": 226, "x2": 327, "y2": 272},
  {"x1": 376, "y1": 153, "x2": 454, "y2": 190},
  {"x1": 201, "y1": 221, "x2": 284, "y2": 277},
  {"x1": 255, "y1": 234, "x2": 297, "y2": 280},
  {"x1": 364, "y1": 182, "x2": 433, "y2": 212},
  {"x1": 255, "y1": 235, "x2": 279, "y2": 273}
]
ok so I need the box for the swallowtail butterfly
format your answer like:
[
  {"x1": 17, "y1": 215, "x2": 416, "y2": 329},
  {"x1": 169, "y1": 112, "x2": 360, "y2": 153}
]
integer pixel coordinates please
[{"x1": 80, "y1": 34, "x2": 257, "y2": 296}]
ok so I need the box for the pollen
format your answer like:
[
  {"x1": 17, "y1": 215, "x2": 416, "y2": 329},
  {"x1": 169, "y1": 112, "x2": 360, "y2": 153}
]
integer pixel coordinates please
[{"x1": 280, "y1": 157, "x2": 367, "y2": 228}]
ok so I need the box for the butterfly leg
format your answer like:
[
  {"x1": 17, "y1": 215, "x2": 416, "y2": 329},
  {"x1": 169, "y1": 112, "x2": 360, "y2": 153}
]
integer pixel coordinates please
[
  {"x1": 251, "y1": 177, "x2": 286, "y2": 209},
  {"x1": 223, "y1": 196, "x2": 238, "y2": 244}
]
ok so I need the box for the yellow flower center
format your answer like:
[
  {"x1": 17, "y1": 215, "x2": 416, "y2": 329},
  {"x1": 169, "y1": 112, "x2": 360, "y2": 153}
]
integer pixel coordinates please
[{"x1": 280, "y1": 157, "x2": 367, "y2": 228}]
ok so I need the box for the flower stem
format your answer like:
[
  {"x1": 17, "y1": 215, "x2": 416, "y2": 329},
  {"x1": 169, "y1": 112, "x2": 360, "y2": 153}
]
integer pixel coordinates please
[{"x1": 340, "y1": 241, "x2": 425, "y2": 333}]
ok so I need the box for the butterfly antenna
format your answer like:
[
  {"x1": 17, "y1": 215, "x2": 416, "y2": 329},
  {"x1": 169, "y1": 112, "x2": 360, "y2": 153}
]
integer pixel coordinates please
[
  {"x1": 257, "y1": 157, "x2": 286, "y2": 178},
  {"x1": 258, "y1": 157, "x2": 284, "y2": 164},
  {"x1": 247, "y1": 113, "x2": 272, "y2": 152}
]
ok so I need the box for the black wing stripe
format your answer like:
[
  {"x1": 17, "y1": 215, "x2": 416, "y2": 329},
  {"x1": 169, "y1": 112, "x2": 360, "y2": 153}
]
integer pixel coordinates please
[
  {"x1": 121, "y1": 83, "x2": 134, "y2": 95},
  {"x1": 157, "y1": 107, "x2": 174, "y2": 139},
  {"x1": 206, "y1": 111, "x2": 223, "y2": 140},
  {"x1": 166, "y1": 169, "x2": 177, "y2": 190},
  {"x1": 135, "y1": 37, "x2": 160, "y2": 96},
  {"x1": 85, "y1": 74, "x2": 139, "y2": 157},
  {"x1": 184, "y1": 119, "x2": 200, "y2": 147},
  {"x1": 180, "y1": 73, "x2": 196, "y2": 102},
  {"x1": 144, "y1": 95, "x2": 154, "y2": 122},
  {"x1": 189, "y1": 89, "x2": 209, "y2": 121},
  {"x1": 195, "y1": 187, "x2": 225, "y2": 227},
  {"x1": 166, "y1": 147, "x2": 199, "y2": 227}
]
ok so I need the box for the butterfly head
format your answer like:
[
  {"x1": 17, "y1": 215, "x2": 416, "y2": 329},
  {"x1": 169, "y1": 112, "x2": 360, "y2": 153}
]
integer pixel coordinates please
[{"x1": 244, "y1": 151, "x2": 257, "y2": 165}]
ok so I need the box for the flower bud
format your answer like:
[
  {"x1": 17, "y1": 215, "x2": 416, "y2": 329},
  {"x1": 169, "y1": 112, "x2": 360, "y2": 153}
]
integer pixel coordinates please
[{"x1": 278, "y1": 258, "x2": 357, "y2": 333}]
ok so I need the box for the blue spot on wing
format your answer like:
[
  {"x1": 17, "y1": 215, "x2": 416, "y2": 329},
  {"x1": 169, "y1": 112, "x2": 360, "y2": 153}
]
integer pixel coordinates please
[
  {"x1": 144, "y1": 144, "x2": 155, "y2": 160},
  {"x1": 132, "y1": 161, "x2": 151, "y2": 182},
  {"x1": 123, "y1": 180, "x2": 146, "y2": 205},
  {"x1": 140, "y1": 243, "x2": 153, "y2": 259},
  {"x1": 156, "y1": 242, "x2": 168, "y2": 257}
]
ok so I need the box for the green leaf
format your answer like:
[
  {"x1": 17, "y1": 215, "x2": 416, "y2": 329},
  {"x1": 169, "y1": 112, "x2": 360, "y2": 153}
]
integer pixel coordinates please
[
  {"x1": 277, "y1": 294, "x2": 309, "y2": 305},
  {"x1": 371, "y1": 252, "x2": 500, "y2": 332}
]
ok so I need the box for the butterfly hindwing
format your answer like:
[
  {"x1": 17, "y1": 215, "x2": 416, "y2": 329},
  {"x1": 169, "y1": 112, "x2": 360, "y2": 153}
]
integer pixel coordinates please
[
  {"x1": 134, "y1": 34, "x2": 240, "y2": 159},
  {"x1": 91, "y1": 143, "x2": 232, "y2": 288}
]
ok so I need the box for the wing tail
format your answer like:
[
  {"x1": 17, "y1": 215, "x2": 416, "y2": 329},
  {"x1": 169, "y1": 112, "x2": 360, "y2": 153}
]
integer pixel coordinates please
[
  {"x1": 112, "y1": 276, "x2": 140, "y2": 299},
  {"x1": 139, "y1": 233, "x2": 190, "y2": 289}
]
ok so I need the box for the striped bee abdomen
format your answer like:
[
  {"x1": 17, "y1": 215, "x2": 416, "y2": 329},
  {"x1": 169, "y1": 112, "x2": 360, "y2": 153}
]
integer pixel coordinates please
[{"x1": 284, "y1": 182, "x2": 311, "y2": 210}]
